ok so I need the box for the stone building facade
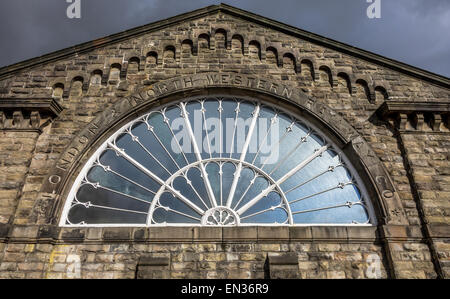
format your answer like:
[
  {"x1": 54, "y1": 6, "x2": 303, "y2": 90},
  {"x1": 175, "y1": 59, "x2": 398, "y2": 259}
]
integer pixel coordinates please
[{"x1": 0, "y1": 4, "x2": 449, "y2": 279}]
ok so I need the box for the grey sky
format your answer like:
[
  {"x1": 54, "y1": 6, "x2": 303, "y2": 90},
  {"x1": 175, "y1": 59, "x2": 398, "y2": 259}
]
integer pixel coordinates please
[{"x1": 0, "y1": 0, "x2": 449, "y2": 77}]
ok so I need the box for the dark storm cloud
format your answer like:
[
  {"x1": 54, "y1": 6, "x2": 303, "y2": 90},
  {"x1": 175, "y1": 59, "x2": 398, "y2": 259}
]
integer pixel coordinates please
[{"x1": 0, "y1": 0, "x2": 448, "y2": 77}]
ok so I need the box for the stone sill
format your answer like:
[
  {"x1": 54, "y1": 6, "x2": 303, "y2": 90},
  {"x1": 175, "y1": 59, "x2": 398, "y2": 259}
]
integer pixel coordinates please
[{"x1": 0, "y1": 224, "x2": 427, "y2": 244}]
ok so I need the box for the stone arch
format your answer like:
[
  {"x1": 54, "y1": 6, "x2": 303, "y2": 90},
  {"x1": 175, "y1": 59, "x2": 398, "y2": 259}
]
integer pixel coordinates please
[
  {"x1": 248, "y1": 40, "x2": 261, "y2": 61},
  {"x1": 266, "y1": 47, "x2": 278, "y2": 66},
  {"x1": 127, "y1": 57, "x2": 141, "y2": 75},
  {"x1": 282, "y1": 53, "x2": 296, "y2": 72},
  {"x1": 231, "y1": 34, "x2": 244, "y2": 55},
  {"x1": 319, "y1": 65, "x2": 333, "y2": 87},
  {"x1": 163, "y1": 45, "x2": 176, "y2": 63},
  {"x1": 337, "y1": 72, "x2": 352, "y2": 94},
  {"x1": 145, "y1": 51, "x2": 158, "y2": 67},
  {"x1": 89, "y1": 70, "x2": 103, "y2": 86},
  {"x1": 44, "y1": 73, "x2": 407, "y2": 226},
  {"x1": 300, "y1": 59, "x2": 315, "y2": 81},
  {"x1": 374, "y1": 86, "x2": 389, "y2": 102},
  {"x1": 214, "y1": 28, "x2": 227, "y2": 49},
  {"x1": 198, "y1": 33, "x2": 210, "y2": 52},
  {"x1": 52, "y1": 82, "x2": 64, "y2": 98},
  {"x1": 181, "y1": 39, "x2": 194, "y2": 56},
  {"x1": 355, "y1": 79, "x2": 372, "y2": 103},
  {"x1": 69, "y1": 76, "x2": 84, "y2": 96},
  {"x1": 109, "y1": 63, "x2": 121, "y2": 83}
]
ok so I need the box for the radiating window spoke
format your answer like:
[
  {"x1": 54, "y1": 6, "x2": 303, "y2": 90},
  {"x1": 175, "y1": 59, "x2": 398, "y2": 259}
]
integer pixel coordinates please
[{"x1": 61, "y1": 97, "x2": 374, "y2": 226}]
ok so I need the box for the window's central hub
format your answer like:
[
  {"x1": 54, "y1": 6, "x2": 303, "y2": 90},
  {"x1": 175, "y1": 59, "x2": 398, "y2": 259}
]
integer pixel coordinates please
[{"x1": 201, "y1": 206, "x2": 240, "y2": 226}]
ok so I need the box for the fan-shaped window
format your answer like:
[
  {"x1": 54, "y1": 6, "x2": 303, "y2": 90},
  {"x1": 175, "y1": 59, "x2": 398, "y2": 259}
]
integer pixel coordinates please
[{"x1": 60, "y1": 96, "x2": 375, "y2": 226}]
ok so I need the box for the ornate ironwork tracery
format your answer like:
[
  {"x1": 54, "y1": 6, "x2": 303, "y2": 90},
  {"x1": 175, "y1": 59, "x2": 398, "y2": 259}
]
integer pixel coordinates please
[{"x1": 60, "y1": 97, "x2": 373, "y2": 226}]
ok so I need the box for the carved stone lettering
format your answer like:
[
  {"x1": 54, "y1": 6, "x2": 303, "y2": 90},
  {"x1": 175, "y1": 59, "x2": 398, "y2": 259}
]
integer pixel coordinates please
[
  {"x1": 45, "y1": 73, "x2": 405, "y2": 228},
  {"x1": 146, "y1": 73, "x2": 294, "y2": 100},
  {"x1": 257, "y1": 79, "x2": 267, "y2": 90},
  {"x1": 49, "y1": 175, "x2": 61, "y2": 185},
  {"x1": 234, "y1": 75, "x2": 242, "y2": 85},
  {"x1": 282, "y1": 87, "x2": 292, "y2": 98},
  {"x1": 183, "y1": 76, "x2": 193, "y2": 88},
  {"x1": 221, "y1": 74, "x2": 229, "y2": 84},
  {"x1": 88, "y1": 122, "x2": 99, "y2": 136},
  {"x1": 78, "y1": 135, "x2": 89, "y2": 144},
  {"x1": 270, "y1": 82, "x2": 279, "y2": 94},
  {"x1": 56, "y1": 147, "x2": 79, "y2": 171},
  {"x1": 382, "y1": 190, "x2": 394, "y2": 199},
  {"x1": 247, "y1": 77, "x2": 256, "y2": 88}
]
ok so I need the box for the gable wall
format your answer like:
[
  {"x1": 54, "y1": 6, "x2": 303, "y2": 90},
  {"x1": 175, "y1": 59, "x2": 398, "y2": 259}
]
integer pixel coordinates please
[{"x1": 0, "y1": 11, "x2": 448, "y2": 279}]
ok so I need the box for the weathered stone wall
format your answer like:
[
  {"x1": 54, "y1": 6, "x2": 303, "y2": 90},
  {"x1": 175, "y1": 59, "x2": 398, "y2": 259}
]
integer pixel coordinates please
[
  {"x1": 0, "y1": 226, "x2": 391, "y2": 279},
  {"x1": 0, "y1": 131, "x2": 40, "y2": 224},
  {"x1": 0, "y1": 8, "x2": 448, "y2": 278}
]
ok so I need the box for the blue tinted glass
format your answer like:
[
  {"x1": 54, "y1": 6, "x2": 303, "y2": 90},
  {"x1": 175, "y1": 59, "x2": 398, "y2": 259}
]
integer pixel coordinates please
[{"x1": 64, "y1": 97, "x2": 373, "y2": 226}]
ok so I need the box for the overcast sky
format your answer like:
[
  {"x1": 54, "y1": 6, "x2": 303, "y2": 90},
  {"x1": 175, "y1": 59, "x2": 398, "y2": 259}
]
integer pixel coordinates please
[{"x1": 0, "y1": 0, "x2": 449, "y2": 77}]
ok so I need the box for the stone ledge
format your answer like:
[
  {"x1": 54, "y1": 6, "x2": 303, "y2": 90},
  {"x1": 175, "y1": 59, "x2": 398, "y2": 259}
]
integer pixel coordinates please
[
  {"x1": 257, "y1": 226, "x2": 289, "y2": 240},
  {"x1": 148, "y1": 227, "x2": 194, "y2": 241},
  {"x1": 193, "y1": 227, "x2": 222, "y2": 241},
  {"x1": 0, "y1": 225, "x2": 410, "y2": 243},
  {"x1": 60, "y1": 228, "x2": 86, "y2": 242},
  {"x1": 377, "y1": 101, "x2": 450, "y2": 116},
  {"x1": 347, "y1": 226, "x2": 378, "y2": 240},
  {"x1": 223, "y1": 226, "x2": 258, "y2": 241},
  {"x1": 289, "y1": 226, "x2": 312, "y2": 239},
  {"x1": 376, "y1": 101, "x2": 450, "y2": 133},
  {"x1": 311, "y1": 226, "x2": 348, "y2": 240},
  {"x1": 37, "y1": 225, "x2": 60, "y2": 240},
  {"x1": 133, "y1": 228, "x2": 148, "y2": 241},
  {"x1": 0, "y1": 98, "x2": 63, "y2": 131},
  {"x1": 0, "y1": 98, "x2": 63, "y2": 117},
  {"x1": 427, "y1": 224, "x2": 450, "y2": 239},
  {"x1": 9, "y1": 226, "x2": 39, "y2": 240},
  {"x1": 102, "y1": 228, "x2": 132, "y2": 241},
  {"x1": 380, "y1": 225, "x2": 423, "y2": 241},
  {"x1": 0, "y1": 224, "x2": 10, "y2": 239}
]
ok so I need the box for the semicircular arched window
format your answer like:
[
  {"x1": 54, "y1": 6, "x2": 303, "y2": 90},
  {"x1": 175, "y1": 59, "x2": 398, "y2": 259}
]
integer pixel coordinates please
[{"x1": 60, "y1": 96, "x2": 376, "y2": 226}]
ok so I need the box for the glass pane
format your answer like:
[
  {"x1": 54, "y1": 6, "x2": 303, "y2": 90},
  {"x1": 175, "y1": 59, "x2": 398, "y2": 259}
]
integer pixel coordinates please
[{"x1": 63, "y1": 96, "x2": 373, "y2": 226}]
